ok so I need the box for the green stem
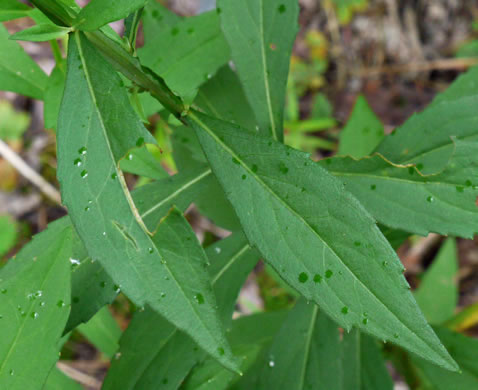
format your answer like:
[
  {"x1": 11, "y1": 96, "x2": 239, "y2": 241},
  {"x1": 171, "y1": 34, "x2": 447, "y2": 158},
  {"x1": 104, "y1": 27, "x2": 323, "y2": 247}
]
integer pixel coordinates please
[
  {"x1": 84, "y1": 31, "x2": 185, "y2": 116},
  {"x1": 31, "y1": 0, "x2": 185, "y2": 117}
]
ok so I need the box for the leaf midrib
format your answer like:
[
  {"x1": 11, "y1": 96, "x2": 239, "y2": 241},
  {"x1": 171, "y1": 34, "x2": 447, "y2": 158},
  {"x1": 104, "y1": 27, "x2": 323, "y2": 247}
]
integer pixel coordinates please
[
  {"x1": 331, "y1": 167, "x2": 469, "y2": 188},
  {"x1": 257, "y1": 0, "x2": 277, "y2": 141},
  {"x1": 298, "y1": 304, "x2": 318, "y2": 390},
  {"x1": 140, "y1": 168, "x2": 212, "y2": 219},
  {"x1": 189, "y1": 111, "x2": 448, "y2": 363}
]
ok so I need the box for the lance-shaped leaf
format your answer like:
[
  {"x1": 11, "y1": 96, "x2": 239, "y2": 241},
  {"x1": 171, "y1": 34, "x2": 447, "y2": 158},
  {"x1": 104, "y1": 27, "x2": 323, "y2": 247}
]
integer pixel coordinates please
[
  {"x1": 257, "y1": 299, "x2": 393, "y2": 390},
  {"x1": 103, "y1": 233, "x2": 259, "y2": 389},
  {"x1": 135, "y1": 164, "x2": 212, "y2": 231},
  {"x1": 44, "y1": 65, "x2": 66, "y2": 131},
  {"x1": 75, "y1": 0, "x2": 148, "y2": 31},
  {"x1": 217, "y1": 0, "x2": 299, "y2": 141},
  {"x1": 341, "y1": 329, "x2": 393, "y2": 390},
  {"x1": 375, "y1": 67, "x2": 478, "y2": 173},
  {"x1": 68, "y1": 164, "x2": 213, "y2": 332},
  {"x1": 10, "y1": 24, "x2": 71, "y2": 42},
  {"x1": 410, "y1": 327, "x2": 478, "y2": 390},
  {"x1": 322, "y1": 139, "x2": 478, "y2": 237},
  {"x1": 259, "y1": 299, "x2": 342, "y2": 390},
  {"x1": 415, "y1": 238, "x2": 458, "y2": 325},
  {"x1": 187, "y1": 110, "x2": 457, "y2": 371},
  {"x1": 77, "y1": 306, "x2": 121, "y2": 358},
  {"x1": 0, "y1": 219, "x2": 72, "y2": 389},
  {"x1": 182, "y1": 311, "x2": 287, "y2": 390},
  {"x1": 57, "y1": 32, "x2": 237, "y2": 372},
  {"x1": 338, "y1": 95, "x2": 384, "y2": 158},
  {"x1": 0, "y1": 24, "x2": 47, "y2": 99},
  {"x1": 139, "y1": 4, "x2": 230, "y2": 101},
  {"x1": 195, "y1": 65, "x2": 256, "y2": 131}
]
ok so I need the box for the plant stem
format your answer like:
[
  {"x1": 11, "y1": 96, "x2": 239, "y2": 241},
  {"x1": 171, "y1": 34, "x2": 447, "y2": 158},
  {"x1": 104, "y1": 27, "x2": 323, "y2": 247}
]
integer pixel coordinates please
[{"x1": 31, "y1": 0, "x2": 185, "y2": 117}]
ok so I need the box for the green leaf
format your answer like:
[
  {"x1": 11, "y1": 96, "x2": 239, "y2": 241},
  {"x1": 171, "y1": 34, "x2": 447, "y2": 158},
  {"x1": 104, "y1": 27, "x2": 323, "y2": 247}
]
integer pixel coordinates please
[
  {"x1": 44, "y1": 65, "x2": 66, "y2": 130},
  {"x1": 75, "y1": 0, "x2": 148, "y2": 31},
  {"x1": 43, "y1": 368, "x2": 82, "y2": 390},
  {"x1": 341, "y1": 329, "x2": 393, "y2": 390},
  {"x1": 57, "y1": 32, "x2": 237, "y2": 372},
  {"x1": 187, "y1": 110, "x2": 457, "y2": 371},
  {"x1": 322, "y1": 139, "x2": 478, "y2": 237},
  {"x1": 171, "y1": 126, "x2": 241, "y2": 231},
  {"x1": 119, "y1": 146, "x2": 168, "y2": 180},
  {"x1": 103, "y1": 233, "x2": 258, "y2": 389},
  {"x1": 415, "y1": 239, "x2": 458, "y2": 324},
  {"x1": 103, "y1": 308, "x2": 202, "y2": 390},
  {"x1": 411, "y1": 327, "x2": 478, "y2": 390},
  {"x1": 0, "y1": 0, "x2": 31, "y2": 22},
  {"x1": 217, "y1": 0, "x2": 299, "y2": 141},
  {"x1": 0, "y1": 219, "x2": 72, "y2": 388},
  {"x1": 10, "y1": 24, "x2": 71, "y2": 42},
  {"x1": 195, "y1": 65, "x2": 256, "y2": 131},
  {"x1": 257, "y1": 300, "x2": 392, "y2": 390},
  {"x1": 374, "y1": 66, "x2": 478, "y2": 174},
  {"x1": 134, "y1": 164, "x2": 212, "y2": 230},
  {"x1": 259, "y1": 299, "x2": 342, "y2": 390},
  {"x1": 182, "y1": 311, "x2": 287, "y2": 390},
  {"x1": 139, "y1": 5, "x2": 230, "y2": 101},
  {"x1": 0, "y1": 24, "x2": 48, "y2": 99},
  {"x1": 338, "y1": 95, "x2": 384, "y2": 158},
  {"x1": 66, "y1": 225, "x2": 117, "y2": 332},
  {"x1": 0, "y1": 215, "x2": 17, "y2": 257},
  {"x1": 77, "y1": 306, "x2": 121, "y2": 358}
]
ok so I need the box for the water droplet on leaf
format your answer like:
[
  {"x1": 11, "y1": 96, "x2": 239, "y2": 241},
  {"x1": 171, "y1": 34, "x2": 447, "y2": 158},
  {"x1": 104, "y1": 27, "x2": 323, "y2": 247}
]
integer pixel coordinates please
[
  {"x1": 194, "y1": 293, "x2": 205, "y2": 304},
  {"x1": 298, "y1": 272, "x2": 308, "y2": 283}
]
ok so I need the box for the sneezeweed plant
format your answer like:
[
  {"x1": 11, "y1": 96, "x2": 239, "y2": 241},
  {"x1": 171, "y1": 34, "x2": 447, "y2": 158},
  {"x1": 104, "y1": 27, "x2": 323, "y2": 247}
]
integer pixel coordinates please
[{"x1": 1, "y1": 0, "x2": 478, "y2": 388}]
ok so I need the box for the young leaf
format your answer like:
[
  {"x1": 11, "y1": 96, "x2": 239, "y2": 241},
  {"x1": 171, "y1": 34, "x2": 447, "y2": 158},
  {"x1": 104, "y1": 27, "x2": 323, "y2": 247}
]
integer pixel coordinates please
[
  {"x1": 139, "y1": 6, "x2": 230, "y2": 101},
  {"x1": 217, "y1": 0, "x2": 299, "y2": 141},
  {"x1": 187, "y1": 110, "x2": 457, "y2": 371},
  {"x1": 341, "y1": 329, "x2": 393, "y2": 390},
  {"x1": 0, "y1": 24, "x2": 47, "y2": 99},
  {"x1": 259, "y1": 299, "x2": 342, "y2": 390},
  {"x1": 415, "y1": 239, "x2": 458, "y2": 324},
  {"x1": 57, "y1": 33, "x2": 237, "y2": 372},
  {"x1": 410, "y1": 327, "x2": 478, "y2": 390},
  {"x1": 77, "y1": 306, "x2": 121, "y2": 358},
  {"x1": 103, "y1": 233, "x2": 258, "y2": 389},
  {"x1": 322, "y1": 139, "x2": 478, "y2": 237},
  {"x1": 0, "y1": 0, "x2": 31, "y2": 22},
  {"x1": 10, "y1": 24, "x2": 71, "y2": 42},
  {"x1": 75, "y1": 0, "x2": 148, "y2": 31},
  {"x1": 0, "y1": 219, "x2": 72, "y2": 389},
  {"x1": 338, "y1": 95, "x2": 384, "y2": 158},
  {"x1": 375, "y1": 66, "x2": 478, "y2": 174}
]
